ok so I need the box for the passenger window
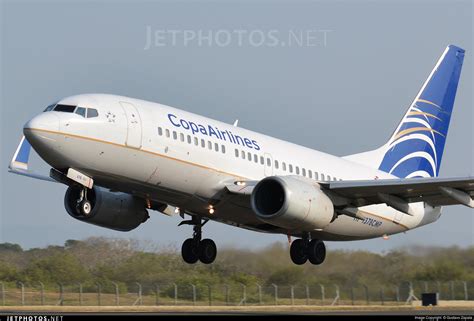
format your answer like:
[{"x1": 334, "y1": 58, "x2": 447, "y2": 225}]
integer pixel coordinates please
[
  {"x1": 302, "y1": 168, "x2": 306, "y2": 177},
  {"x1": 208, "y1": 141, "x2": 212, "y2": 150},
  {"x1": 308, "y1": 170, "x2": 312, "y2": 179},
  {"x1": 282, "y1": 162, "x2": 286, "y2": 171},
  {"x1": 87, "y1": 108, "x2": 99, "y2": 118},
  {"x1": 194, "y1": 137, "x2": 199, "y2": 146},
  {"x1": 180, "y1": 133, "x2": 185, "y2": 142},
  {"x1": 289, "y1": 164, "x2": 293, "y2": 173},
  {"x1": 158, "y1": 127, "x2": 163, "y2": 136},
  {"x1": 314, "y1": 172, "x2": 319, "y2": 180},
  {"x1": 173, "y1": 131, "x2": 177, "y2": 140},
  {"x1": 260, "y1": 156, "x2": 264, "y2": 165},
  {"x1": 275, "y1": 160, "x2": 279, "y2": 169},
  {"x1": 187, "y1": 135, "x2": 192, "y2": 144},
  {"x1": 296, "y1": 167, "x2": 300, "y2": 175},
  {"x1": 75, "y1": 107, "x2": 86, "y2": 117},
  {"x1": 201, "y1": 139, "x2": 205, "y2": 148},
  {"x1": 267, "y1": 158, "x2": 271, "y2": 166},
  {"x1": 221, "y1": 145, "x2": 226, "y2": 153},
  {"x1": 247, "y1": 152, "x2": 252, "y2": 161},
  {"x1": 241, "y1": 150, "x2": 245, "y2": 159},
  {"x1": 166, "y1": 129, "x2": 170, "y2": 138},
  {"x1": 321, "y1": 174, "x2": 325, "y2": 181},
  {"x1": 235, "y1": 149, "x2": 239, "y2": 157},
  {"x1": 254, "y1": 154, "x2": 258, "y2": 163},
  {"x1": 215, "y1": 143, "x2": 219, "y2": 152},
  {"x1": 327, "y1": 175, "x2": 331, "y2": 181}
]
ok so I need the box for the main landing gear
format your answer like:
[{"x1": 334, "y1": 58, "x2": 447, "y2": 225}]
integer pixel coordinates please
[
  {"x1": 290, "y1": 233, "x2": 326, "y2": 265},
  {"x1": 179, "y1": 216, "x2": 217, "y2": 264}
]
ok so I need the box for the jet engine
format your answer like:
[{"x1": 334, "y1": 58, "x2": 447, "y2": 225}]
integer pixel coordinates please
[
  {"x1": 64, "y1": 186, "x2": 149, "y2": 231},
  {"x1": 251, "y1": 176, "x2": 335, "y2": 230}
]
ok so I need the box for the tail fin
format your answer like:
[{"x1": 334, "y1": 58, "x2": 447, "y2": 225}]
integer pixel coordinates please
[{"x1": 344, "y1": 45, "x2": 465, "y2": 178}]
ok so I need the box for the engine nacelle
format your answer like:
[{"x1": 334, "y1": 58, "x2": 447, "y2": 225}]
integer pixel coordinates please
[
  {"x1": 64, "y1": 186, "x2": 149, "y2": 231},
  {"x1": 251, "y1": 176, "x2": 335, "y2": 230}
]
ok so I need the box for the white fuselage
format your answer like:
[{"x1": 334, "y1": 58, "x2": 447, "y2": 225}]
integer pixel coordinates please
[{"x1": 24, "y1": 94, "x2": 442, "y2": 241}]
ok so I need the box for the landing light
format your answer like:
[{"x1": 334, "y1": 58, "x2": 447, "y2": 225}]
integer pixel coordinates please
[
  {"x1": 383, "y1": 234, "x2": 389, "y2": 240},
  {"x1": 235, "y1": 181, "x2": 246, "y2": 186},
  {"x1": 174, "y1": 207, "x2": 180, "y2": 214},
  {"x1": 209, "y1": 205, "x2": 215, "y2": 214}
]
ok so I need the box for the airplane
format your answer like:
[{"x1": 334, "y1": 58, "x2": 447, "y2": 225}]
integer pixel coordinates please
[{"x1": 8, "y1": 44, "x2": 472, "y2": 265}]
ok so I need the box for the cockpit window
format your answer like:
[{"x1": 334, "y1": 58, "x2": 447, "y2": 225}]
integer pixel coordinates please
[
  {"x1": 54, "y1": 104, "x2": 76, "y2": 113},
  {"x1": 43, "y1": 104, "x2": 56, "y2": 112},
  {"x1": 75, "y1": 107, "x2": 87, "y2": 117},
  {"x1": 87, "y1": 108, "x2": 99, "y2": 118}
]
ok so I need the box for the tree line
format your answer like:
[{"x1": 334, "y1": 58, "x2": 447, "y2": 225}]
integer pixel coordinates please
[{"x1": 0, "y1": 237, "x2": 472, "y2": 292}]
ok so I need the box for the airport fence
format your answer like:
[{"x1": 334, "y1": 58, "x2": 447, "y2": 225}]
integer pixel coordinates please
[{"x1": 0, "y1": 280, "x2": 472, "y2": 306}]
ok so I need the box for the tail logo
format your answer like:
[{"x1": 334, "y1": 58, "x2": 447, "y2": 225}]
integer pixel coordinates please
[
  {"x1": 379, "y1": 99, "x2": 447, "y2": 178},
  {"x1": 378, "y1": 45, "x2": 465, "y2": 178}
]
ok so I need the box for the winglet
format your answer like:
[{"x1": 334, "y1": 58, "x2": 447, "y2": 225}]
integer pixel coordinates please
[
  {"x1": 9, "y1": 136, "x2": 32, "y2": 171},
  {"x1": 8, "y1": 136, "x2": 56, "y2": 183}
]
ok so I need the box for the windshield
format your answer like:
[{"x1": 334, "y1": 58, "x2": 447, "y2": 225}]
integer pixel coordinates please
[
  {"x1": 43, "y1": 103, "x2": 56, "y2": 112},
  {"x1": 44, "y1": 103, "x2": 99, "y2": 118},
  {"x1": 54, "y1": 104, "x2": 76, "y2": 113}
]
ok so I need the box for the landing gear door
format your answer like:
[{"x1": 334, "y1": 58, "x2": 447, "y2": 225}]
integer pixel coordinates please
[
  {"x1": 119, "y1": 101, "x2": 142, "y2": 149},
  {"x1": 264, "y1": 153, "x2": 273, "y2": 177}
]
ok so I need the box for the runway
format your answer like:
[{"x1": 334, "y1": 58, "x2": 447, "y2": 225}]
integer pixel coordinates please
[{"x1": 0, "y1": 303, "x2": 473, "y2": 316}]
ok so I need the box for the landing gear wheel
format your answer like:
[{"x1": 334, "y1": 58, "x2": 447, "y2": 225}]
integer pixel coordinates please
[
  {"x1": 181, "y1": 238, "x2": 199, "y2": 264},
  {"x1": 198, "y1": 239, "x2": 217, "y2": 264},
  {"x1": 290, "y1": 239, "x2": 308, "y2": 265},
  {"x1": 179, "y1": 216, "x2": 218, "y2": 264},
  {"x1": 80, "y1": 200, "x2": 92, "y2": 216},
  {"x1": 308, "y1": 239, "x2": 326, "y2": 265}
]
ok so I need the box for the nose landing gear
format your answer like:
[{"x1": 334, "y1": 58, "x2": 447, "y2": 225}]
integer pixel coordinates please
[
  {"x1": 76, "y1": 187, "x2": 92, "y2": 216},
  {"x1": 179, "y1": 216, "x2": 217, "y2": 264}
]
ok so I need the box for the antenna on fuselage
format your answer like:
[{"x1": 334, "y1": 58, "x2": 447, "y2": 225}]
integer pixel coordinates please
[{"x1": 233, "y1": 119, "x2": 239, "y2": 127}]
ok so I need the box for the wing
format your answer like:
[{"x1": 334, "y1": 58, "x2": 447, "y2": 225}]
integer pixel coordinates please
[
  {"x1": 224, "y1": 177, "x2": 474, "y2": 216},
  {"x1": 322, "y1": 177, "x2": 474, "y2": 209},
  {"x1": 8, "y1": 136, "x2": 56, "y2": 183}
]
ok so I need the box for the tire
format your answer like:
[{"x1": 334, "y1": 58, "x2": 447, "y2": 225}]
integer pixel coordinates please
[
  {"x1": 290, "y1": 239, "x2": 308, "y2": 265},
  {"x1": 199, "y1": 239, "x2": 217, "y2": 264},
  {"x1": 308, "y1": 239, "x2": 326, "y2": 265},
  {"x1": 181, "y1": 238, "x2": 199, "y2": 264},
  {"x1": 80, "y1": 200, "x2": 92, "y2": 216}
]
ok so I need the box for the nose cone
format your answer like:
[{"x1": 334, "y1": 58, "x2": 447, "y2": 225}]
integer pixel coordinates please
[
  {"x1": 23, "y1": 112, "x2": 60, "y2": 134},
  {"x1": 23, "y1": 113, "x2": 61, "y2": 166}
]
